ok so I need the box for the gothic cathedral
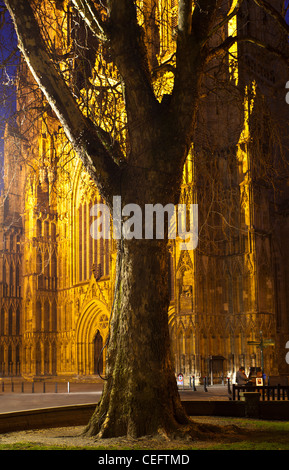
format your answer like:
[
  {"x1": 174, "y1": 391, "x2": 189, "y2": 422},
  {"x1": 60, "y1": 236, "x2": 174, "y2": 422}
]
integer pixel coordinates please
[{"x1": 1, "y1": 0, "x2": 289, "y2": 384}]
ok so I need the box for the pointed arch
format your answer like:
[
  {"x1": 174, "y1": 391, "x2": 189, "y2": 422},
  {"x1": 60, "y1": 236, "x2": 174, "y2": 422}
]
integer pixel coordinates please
[{"x1": 75, "y1": 299, "x2": 110, "y2": 375}]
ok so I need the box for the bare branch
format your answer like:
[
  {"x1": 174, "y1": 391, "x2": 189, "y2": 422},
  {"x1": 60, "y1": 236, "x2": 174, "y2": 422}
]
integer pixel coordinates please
[
  {"x1": 4, "y1": 0, "x2": 122, "y2": 204},
  {"x1": 170, "y1": 0, "x2": 219, "y2": 140},
  {"x1": 106, "y1": 0, "x2": 159, "y2": 151},
  {"x1": 252, "y1": 0, "x2": 289, "y2": 36},
  {"x1": 201, "y1": 0, "x2": 244, "y2": 47},
  {"x1": 71, "y1": 0, "x2": 108, "y2": 41},
  {"x1": 207, "y1": 34, "x2": 289, "y2": 64}
]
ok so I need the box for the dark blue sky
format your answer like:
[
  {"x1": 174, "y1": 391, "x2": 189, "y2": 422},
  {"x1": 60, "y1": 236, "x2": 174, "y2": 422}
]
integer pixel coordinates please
[
  {"x1": 0, "y1": 0, "x2": 19, "y2": 186},
  {"x1": 0, "y1": 1, "x2": 18, "y2": 130}
]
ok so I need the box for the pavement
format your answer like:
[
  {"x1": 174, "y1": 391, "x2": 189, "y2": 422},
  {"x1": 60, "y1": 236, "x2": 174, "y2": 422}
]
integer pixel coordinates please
[{"x1": 0, "y1": 383, "x2": 231, "y2": 413}]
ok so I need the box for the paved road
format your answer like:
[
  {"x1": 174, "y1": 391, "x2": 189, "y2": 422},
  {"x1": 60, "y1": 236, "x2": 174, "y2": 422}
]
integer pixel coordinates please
[{"x1": 0, "y1": 383, "x2": 231, "y2": 413}]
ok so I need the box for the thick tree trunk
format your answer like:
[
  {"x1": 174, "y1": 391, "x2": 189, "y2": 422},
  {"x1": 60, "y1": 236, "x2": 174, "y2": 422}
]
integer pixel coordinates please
[{"x1": 84, "y1": 237, "x2": 189, "y2": 438}]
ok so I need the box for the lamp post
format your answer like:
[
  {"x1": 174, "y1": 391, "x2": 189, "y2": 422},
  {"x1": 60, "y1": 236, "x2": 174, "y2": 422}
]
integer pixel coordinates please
[{"x1": 247, "y1": 330, "x2": 275, "y2": 375}]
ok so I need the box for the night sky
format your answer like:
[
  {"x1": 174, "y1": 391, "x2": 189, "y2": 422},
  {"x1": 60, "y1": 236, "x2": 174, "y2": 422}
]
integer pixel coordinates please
[
  {"x1": 0, "y1": 0, "x2": 19, "y2": 188},
  {"x1": 0, "y1": 0, "x2": 288, "y2": 189}
]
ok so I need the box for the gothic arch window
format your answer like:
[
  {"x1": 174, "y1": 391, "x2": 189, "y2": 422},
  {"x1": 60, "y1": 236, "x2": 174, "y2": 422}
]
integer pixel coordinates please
[
  {"x1": 8, "y1": 306, "x2": 13, "y2": 336},
  {"x1": 223, "y1": 266, "x2": 233, "y2": 314},
  {"x1": 84, "y1": 202, "x2": 88, "y2": 280},
  {"x1": 9, "y1": 234, "x2": 13, "y2": 252},
  {"x1": 36, "y1": 342, "x2": 41, "y2": 375},
  {"x1": 3, "y1": 259, "x2": 7, "y2": 284},
  {"x1": 243, "y1": 271, "x2": 252, "y2": 312},
  {"x1": 65, "y1": 302, "x2": 71, "y2": 330},
  {"x1": 233, "y1": 263, "x2": 243, "y2": 314},
  {"x1": 16, "y1": 344, "x2": 20, "y2": 374},
  {"x1": 51, "y1": 251, "x2": 57, "y2": 288},
  {"x1": 8, "y1": 344, "x2": 12, "y2": 373},
  {"x1": 44, "y1": 220, "x2": 49, "y2": 238},
  {"x1": 16, "y1": 234, "x2": 21, "y2": 252},
  {"x1": 51, "y1": 342, "x2": 57, "y2": 374},
  {"x1": 9, "y1": 263, "x2": 14, "y2": 294},
  {"x1": 259, "y1": 265, "x2": 273, "y2": 313},
  {"x1": 37, "y1": 219, "x2": 42, "y2": 237},
  {"x1": 0, "y1": 307, "x2": 4, "y2": 335},
  {"x1": 36, "y1": 300, "x2": 42, "y2": 331},
  {"x1": 0, "y1": 345, "x2": 4, "y2": 373},
  {"x1": 51, "y1": 222, "x2": 56, "y2": 241},
  {"x1": 16, "y1": 307, "x2": 20, "y2": 336},
  {"x1": 36, "y1": 250, "x2": 42, "y2": 275},
  {"x1": 51, "y1": 299, "x2": 57, "y2": 332},
  {"x1": 44, "y1": 250, "x2": 50, "y2": 278},
  {"x1": 89, "y1": 200, "x2": 93, "y2": 274},
  {"x1": 78, "y1": 204, "x2": 83, "y2": 282},
  {"x1": 44, "y1": 300, "x2": 50, "y2": 332},
  {"x1": 44, "y1": 343, "x2": 50, "y2": 374},
  {"x1": 36, "y1": 251, "x2": 43, "y2": 289},
  {"x1": 78, "y1": 195, "x2": 111, "y2": 283},
  {"x1": 16, "y1": 262, "x2": 20, "y2": 296}
]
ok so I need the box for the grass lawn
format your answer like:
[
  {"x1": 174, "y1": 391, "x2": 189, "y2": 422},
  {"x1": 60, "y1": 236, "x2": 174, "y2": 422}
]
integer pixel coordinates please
[{"x1": 0, "y1": 417, "x2": 289, "y2": 450}]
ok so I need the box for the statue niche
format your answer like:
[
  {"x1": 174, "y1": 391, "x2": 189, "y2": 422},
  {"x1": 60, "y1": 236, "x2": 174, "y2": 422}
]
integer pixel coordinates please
[{"x1": 178, "y1": 269, "x2": 193, "y2": 313}]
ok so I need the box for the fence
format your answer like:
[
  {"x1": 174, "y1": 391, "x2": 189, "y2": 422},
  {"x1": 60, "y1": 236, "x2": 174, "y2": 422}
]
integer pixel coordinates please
[
  {"x1": 232, "y1": 383, "x2": 289, "y2": 401},
  {"x1": 0, "y1": 381, "x2": 99, "y2": 394}
]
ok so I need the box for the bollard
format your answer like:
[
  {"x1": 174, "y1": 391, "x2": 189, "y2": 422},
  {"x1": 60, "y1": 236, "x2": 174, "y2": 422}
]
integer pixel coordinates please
[
  {"x1": 32, "y1": 382, "x2": 34, "y2": 393},
  {"x1": 11, "y1": 381, "x2": 14, "y2": 392},
  {"x1": 55, "y1": 382, "x2": 58, "y2": 393},
  {"x1": 67, "y1": 381, "x2": 70, "y2": 393},
  {"x1": 227, "y1": 377, "x2": 231, "y2": 394},
  {"x1": 203, "y1": 376, "x2": 208, "y2": 392},
  {"x1": 192, "y1": 375, "x2": 197, "y2": 391},
  {"x1": 43, "y1": 382, "x2": 46, "y2": 393},
  {"x1": 21, "y1": 382, "x2": 24, "y2": 393}
]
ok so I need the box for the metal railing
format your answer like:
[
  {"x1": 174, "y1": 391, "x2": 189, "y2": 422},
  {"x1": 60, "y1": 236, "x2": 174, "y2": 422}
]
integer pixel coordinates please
[
  {"x1": 0, "y1": 380, "x2": 99, "y2": 394},
  {"x1": 232, "y1": 383, "x2": 289, "y2": 401}
]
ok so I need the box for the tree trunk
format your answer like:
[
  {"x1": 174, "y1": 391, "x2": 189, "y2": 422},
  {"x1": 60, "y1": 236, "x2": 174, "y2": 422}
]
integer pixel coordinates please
[{"x1": 84, "y1": 237, "x2": 189, "y2": 438}]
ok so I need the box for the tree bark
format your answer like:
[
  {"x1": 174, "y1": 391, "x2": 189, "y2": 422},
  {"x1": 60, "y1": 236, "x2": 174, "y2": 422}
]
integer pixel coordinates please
[{"x1": 85, "y1": 237, "x2": 189, "y2": 438}]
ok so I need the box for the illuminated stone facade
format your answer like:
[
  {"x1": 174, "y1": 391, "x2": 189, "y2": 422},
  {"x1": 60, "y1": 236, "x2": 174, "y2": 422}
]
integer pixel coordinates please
[{"x1": 1, "y1": 0, "x2": 289, "y2": 383}]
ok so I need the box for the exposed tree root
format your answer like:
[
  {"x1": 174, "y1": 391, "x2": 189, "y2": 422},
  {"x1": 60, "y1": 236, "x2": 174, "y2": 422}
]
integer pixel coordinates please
[{"x1": 83, "y1": 410, "x2": 244, "y2": 443}]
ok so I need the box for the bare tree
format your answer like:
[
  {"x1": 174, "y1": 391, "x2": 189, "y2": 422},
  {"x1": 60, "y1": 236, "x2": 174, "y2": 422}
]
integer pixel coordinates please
[{"x1": 3, "y1": 0, "x2": 289, "y2": 439}]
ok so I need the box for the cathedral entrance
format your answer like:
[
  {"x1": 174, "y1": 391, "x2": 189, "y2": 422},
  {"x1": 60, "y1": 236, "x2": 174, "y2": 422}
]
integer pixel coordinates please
[
  {"x1": 94, "y1": 330, "x2": 103, "y2": 375},
  {"x1": 75, "y1": 298, "x2": 109, "y2": 376}
]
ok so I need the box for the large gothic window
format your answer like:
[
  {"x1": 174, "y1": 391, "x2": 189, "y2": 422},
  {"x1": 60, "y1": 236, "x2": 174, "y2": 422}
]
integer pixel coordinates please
[{"x1": 78, "y1": 196, "x2": 110, "y2": 283}]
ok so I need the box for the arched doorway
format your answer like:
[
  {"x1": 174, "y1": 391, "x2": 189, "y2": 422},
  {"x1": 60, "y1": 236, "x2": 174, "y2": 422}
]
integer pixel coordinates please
[
  {"x1": 75, "y1": 299, "x2": 109, "y2": 376},
  {"x1": 94, "y1": 330, "x2": 103, "y2": 375}
]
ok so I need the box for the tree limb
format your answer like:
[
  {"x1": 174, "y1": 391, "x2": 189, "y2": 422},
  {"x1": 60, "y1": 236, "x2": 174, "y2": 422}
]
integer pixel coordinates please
[
  {"x1": 178, "y1": 0, "x2": 193, "y2": 35},
  {"x1": 106, "y1": 0, "x2": 159, "y2": 126},
  {"x1": 4, "y1": 0, "x2": 122, "y2": 205},
  {"x1": 252, "y1": 0, "x2": 289, "y2": 36},
  {"x1": 206, "y1": 33, "x2": 289, "y2": 64},
  {"x1": 201, "y1": 0, "x2": 244, "y2": 47},
  {"x1": 170, "y1": 0, "x2": 218, "y2": 134},
  {"x1": 71, "y1": 0, "x2": 108, "y2": 41}
]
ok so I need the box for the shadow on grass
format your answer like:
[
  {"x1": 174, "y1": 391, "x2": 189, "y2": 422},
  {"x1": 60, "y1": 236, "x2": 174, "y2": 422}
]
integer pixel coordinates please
[{"x1": 0, "y1": 417, "x2": 289, "y2": 450}]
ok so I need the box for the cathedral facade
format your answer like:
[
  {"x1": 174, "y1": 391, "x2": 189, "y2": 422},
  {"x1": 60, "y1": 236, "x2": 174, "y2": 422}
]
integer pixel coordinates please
[{"x1": 1, "y1": 0, "x2": 289, "y2": 384}]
